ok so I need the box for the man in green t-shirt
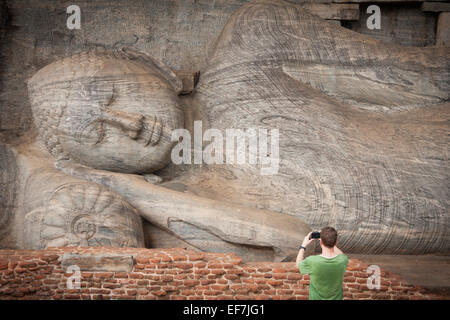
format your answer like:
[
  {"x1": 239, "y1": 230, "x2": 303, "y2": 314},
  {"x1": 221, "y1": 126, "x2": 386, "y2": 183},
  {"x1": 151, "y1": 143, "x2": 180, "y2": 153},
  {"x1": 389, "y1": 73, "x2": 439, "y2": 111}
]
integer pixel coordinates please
[{"x1": 296, "y1": 227, "x2": 348, "y2": 300}]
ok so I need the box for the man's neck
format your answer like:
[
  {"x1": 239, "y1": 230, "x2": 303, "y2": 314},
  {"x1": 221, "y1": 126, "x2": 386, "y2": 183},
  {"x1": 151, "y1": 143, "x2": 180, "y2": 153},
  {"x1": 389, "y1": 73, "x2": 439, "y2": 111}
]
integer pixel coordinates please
[{"x1": 320, "y1": 246, "x2": 338, "y2": 258}]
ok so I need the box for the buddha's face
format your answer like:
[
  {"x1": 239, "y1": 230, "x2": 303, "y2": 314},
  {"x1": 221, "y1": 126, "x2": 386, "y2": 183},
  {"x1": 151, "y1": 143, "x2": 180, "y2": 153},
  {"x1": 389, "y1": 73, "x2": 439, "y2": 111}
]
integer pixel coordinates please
[{"x1": 29, "y1": 53, "x2": 184, "y2": 173}]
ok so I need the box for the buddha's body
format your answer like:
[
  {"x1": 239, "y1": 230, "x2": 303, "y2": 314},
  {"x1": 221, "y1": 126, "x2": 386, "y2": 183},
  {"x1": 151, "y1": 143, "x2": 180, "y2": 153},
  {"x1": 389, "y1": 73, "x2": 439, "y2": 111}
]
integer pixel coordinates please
[{"x1": 163, "y1": 0, "x2": 450, "y2": 254}]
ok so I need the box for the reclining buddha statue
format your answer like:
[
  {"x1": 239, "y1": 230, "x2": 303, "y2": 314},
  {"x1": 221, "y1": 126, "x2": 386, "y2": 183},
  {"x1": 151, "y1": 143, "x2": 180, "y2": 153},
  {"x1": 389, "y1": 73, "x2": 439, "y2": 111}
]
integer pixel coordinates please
[{"x1": 1, "y1": 0, "x2": 448, "y2": 260}]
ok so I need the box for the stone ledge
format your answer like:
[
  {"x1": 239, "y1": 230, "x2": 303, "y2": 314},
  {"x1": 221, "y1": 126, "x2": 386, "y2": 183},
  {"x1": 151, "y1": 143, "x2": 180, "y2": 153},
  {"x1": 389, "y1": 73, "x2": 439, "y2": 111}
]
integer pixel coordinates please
[
  {"x1": 300, "y1": 4, "x2": 360, "y2": 21},
  {"x1": 422, "y1": 2, "x2": 450, "y2": 12}
]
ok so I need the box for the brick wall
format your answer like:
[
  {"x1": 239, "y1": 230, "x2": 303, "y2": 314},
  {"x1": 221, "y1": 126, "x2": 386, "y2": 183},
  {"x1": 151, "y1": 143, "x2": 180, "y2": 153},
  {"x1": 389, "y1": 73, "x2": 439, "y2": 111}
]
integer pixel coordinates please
[{"x1": 0, "y1": 247, "x2": 445, "y2": 300}]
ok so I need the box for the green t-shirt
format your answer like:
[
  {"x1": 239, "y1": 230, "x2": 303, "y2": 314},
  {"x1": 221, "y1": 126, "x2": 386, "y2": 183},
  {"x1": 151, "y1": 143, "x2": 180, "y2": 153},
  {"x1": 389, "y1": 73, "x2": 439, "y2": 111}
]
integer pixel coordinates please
[{"x1": 298, "y1": 254, "x2": 348, "y2": 300}]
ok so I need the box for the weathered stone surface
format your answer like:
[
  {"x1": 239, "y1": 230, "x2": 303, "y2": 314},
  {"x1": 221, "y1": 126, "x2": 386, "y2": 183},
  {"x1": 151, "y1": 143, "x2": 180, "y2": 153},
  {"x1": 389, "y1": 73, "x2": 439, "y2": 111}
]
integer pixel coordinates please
[
  {"x1": 436, "y1": 12, "x2": 450, "y2": 46},
  {"x1": 342, "y1": 3, "x2": 437, "y2": 47},
  {"x1": 300, "y1": 3, "x2": 359, "y2": 20},
  {"x1": 61, "y1": 252, "x2": 134, "y2": 272},
  {"x1": 421, "y1": 2, "x2": 450, "y2": 12}
]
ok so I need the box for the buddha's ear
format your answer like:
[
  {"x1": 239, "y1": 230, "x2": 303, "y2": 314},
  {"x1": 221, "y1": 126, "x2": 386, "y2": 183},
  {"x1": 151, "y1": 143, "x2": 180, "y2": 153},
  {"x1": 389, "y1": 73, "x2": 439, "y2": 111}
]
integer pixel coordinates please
[{"x1": 120, "y1": 47, "x2": 183, "y2": 95}]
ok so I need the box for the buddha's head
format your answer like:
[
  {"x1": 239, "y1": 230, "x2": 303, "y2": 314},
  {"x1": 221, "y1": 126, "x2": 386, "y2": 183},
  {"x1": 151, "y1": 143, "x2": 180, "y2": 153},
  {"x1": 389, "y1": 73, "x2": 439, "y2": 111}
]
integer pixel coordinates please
[{"x1": 28, "y1": 50, "x2": 184, "y2": 173}]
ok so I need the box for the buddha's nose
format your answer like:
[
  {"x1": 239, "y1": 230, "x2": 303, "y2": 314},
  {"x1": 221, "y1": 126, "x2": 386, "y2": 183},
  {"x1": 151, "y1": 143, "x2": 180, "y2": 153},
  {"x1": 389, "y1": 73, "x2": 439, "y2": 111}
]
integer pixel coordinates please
[{"x1": 99, "y1": 109, "x2": 143, "y2": 139}]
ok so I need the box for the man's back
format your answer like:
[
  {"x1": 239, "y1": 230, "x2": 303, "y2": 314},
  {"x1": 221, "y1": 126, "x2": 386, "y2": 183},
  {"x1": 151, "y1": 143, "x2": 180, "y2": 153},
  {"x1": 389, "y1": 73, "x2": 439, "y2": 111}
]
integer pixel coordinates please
[{"x1": 298, "y1": 254, "x2": 348, "y2": 300}]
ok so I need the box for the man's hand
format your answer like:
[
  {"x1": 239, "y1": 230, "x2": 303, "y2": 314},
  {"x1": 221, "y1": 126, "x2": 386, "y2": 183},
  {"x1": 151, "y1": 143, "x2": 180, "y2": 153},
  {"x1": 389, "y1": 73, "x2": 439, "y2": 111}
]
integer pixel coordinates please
[
  {"x1": 302, "y1": 231, "x2": 314, "y2": 248},
  {"x1": 296, "y1": 231, "x2": 314, "y2": 266}
]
